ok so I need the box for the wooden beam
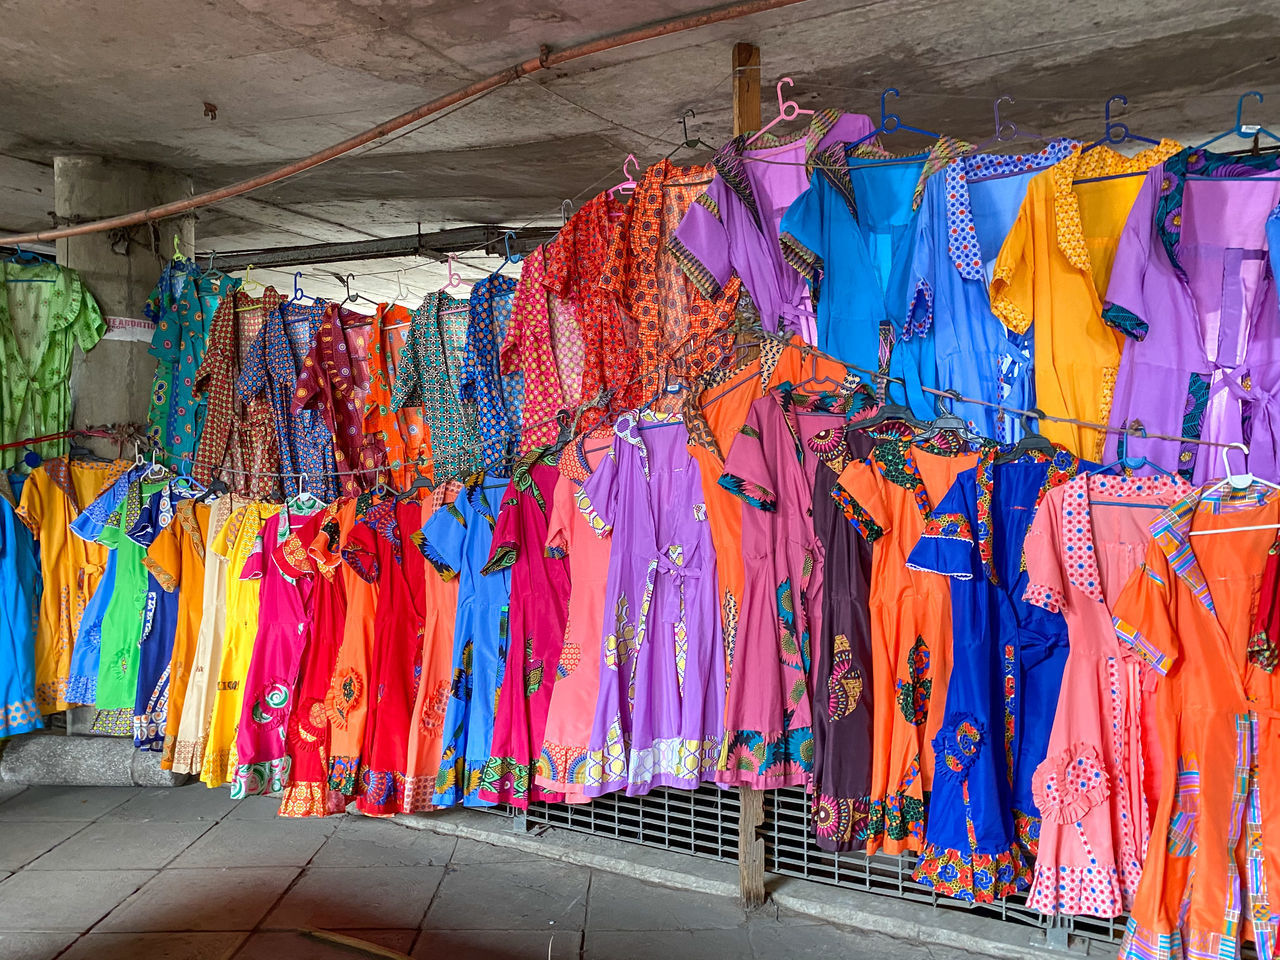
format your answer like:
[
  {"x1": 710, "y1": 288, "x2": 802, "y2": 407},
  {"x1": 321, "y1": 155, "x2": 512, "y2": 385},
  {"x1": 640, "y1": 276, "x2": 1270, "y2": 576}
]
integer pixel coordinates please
[
  {"x1": 738, "y1": 783, "x2": 767, "y2": 907},
  {"x1": 732, "y1": 42, "x2": 761, "y2": 136}
]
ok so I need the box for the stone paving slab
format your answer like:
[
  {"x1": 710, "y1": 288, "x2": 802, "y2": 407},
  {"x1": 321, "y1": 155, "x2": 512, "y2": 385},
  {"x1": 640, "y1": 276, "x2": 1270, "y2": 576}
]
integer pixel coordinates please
[
  {"x1": 103, "y1": 784, "x2": 240, "y2": 822},
  {"x1": 97, "y1": 867, "x2": 301, "y2": 932},
  {"x1": 311, "y1": 816, "x2": 456, "y2": 868},
  {"x1": 58, "y1": 931, "x2": 247, "y2": 960},
  {"x1": 0, "y1": 821, "x2": 88, "y2": 871},
  {"x1": 222, "y1": 795, "x2": 289, "y2": 821},
  {"x1": 168, "y1": 817, "x2": 336, "y2": 868},
  {"x1": 232, "y1": 928, "x2": 417, "y2": 960},
  {"x1": 27, "y1": 819, "x2": 212, "y2": 870},
  {"x1": 448, "y1": 833, "x2": 564, "y2": 864},
  {"x1": 0, "y1": 786, "x2": 138, "y2": 822},
  {"x1": 587, "y1": 870, "x2": 748, "y2": 931},
  {"x1": 415, "y1": 928, "x2": 584, "y2": 959},
  {"x1": 264, "y1": 865, "x2": 445, "y2": 930},
  {"x1": 585, "y1": 926, "x2": 754, "y2": 959},
  {"x1": 0, "y1": 869, "x2": 155, "y2": 931},
  {"x1": 0, "y1": 931, "x2": 79, "y2": 959},
  {"x1": 424, "y1": 859, "x2": 590, "y2": 932}
]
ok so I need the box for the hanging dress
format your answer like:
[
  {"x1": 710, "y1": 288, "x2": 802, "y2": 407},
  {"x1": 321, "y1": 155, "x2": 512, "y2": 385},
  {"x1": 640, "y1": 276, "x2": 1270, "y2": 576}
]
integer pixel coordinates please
[
  {"x1": 0, "y1": 481, "x2": 40, "y2": 736},
  {"x1": 576, "y1": 410, "x2": 724, "y2": 796},
  {"x1": 460, "y1": 275, "x2": 523, "y2": 469}
]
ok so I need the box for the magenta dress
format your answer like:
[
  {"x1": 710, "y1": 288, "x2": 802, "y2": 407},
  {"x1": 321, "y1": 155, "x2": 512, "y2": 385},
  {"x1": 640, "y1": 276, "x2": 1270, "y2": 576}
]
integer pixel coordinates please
[
  {"x1": 575, "y1": 410, "x2": 724, "y2": 796},
  {"x1": 1103, "y1": 148, "x2": 1280, "y2": 482},
  {"x1": 229, "y1": 495, "x2": 323, "y2": 798},
  {"x1": 477, "y1": 455, "x2": 570, "y2": 808}
]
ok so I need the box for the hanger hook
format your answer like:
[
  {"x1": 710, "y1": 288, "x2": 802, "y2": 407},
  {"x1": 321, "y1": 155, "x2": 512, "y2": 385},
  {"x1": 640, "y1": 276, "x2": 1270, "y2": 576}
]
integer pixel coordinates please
[
  {"x1": 775, "y1": 78, "x2": 802, "y2": 123},
  {"x1": 1103, "y1": 94, "x2": 1130, "y2": 143},
  {"x1": 880, "y1": 87, "x2": 902, "y2": 132},
  {"x1": 342, "y1": 273, "x2": 358, "y2": 302},
  {"x1": 622, "y1": 153, "x2": 639, "y2": 181},
  {"x1": 292, "y1": 270, "x2": 303, "y2": 301},
  {"x1": 677, "y1": 108, "x2": 696, "y2": 145},
  {"x1": 395, "y1": 269, "x2": 406, "y2": 300},
  {"x1": 1236, "y1": 91, "x2": 1265, "y2": 133},
  {"x1": 992, "y1": 95, "x2": 1017, "y2": 142},
  {"x1": 503, "y1": 230, "x2": 519, "y2": 264},
  {"x1": 561, "y1": 199, "x2": 573, "y2": 225}
]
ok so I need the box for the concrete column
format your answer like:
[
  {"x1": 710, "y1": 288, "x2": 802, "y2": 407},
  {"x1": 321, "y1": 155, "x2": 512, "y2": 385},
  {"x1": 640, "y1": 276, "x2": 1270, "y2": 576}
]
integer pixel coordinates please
[{"x1": 54, "y1": 155, "x2": 194, "y2": 446}]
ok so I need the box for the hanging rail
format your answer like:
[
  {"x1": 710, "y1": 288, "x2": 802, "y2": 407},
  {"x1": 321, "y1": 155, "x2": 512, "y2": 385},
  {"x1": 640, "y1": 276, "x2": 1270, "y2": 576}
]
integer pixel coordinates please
[{"x1": 0, "y1": 0, "x2": 809, "y2": 246}]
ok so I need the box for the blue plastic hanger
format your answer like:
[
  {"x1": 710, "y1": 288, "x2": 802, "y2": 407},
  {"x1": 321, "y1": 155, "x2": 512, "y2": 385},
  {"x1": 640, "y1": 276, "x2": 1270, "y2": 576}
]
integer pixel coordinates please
[
  {"x1": 845, "y1": 88, "x2": 939, "y2": 151},
  {"x1": 1082, "y1": 95, "x2": 1160, "y2": 154},
  {"x1": 4, "y1": 245, "x2": 57, "y2": 283},
  {"x1": 493, "y1": 231, "x2": 524, "y2": 275},
  {"x1": 1196, "y1": 91, "x2": 1280, "y2": 150}
]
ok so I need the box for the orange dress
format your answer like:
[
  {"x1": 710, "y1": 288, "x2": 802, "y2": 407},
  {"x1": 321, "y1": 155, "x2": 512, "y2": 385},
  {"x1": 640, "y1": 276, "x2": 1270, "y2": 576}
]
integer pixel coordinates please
[
  {"x1": 325, "y1": 496, "x2": 382, "y2": 795},
  {"x1": 1112, "y1": 485, "x2": 1280, "y2": 960},
  {"x1": 833, "y1": 440, "x2": 981, "y2": 854},
  {"x1": 143, "y1": 499, "x2": 211, "y2": 770},
  {"x1": 17, "y1": 458, "x2": 131, "y2": 714},
  {"x1": 362, "y1": 303, "x2": 426, "y2": 488},
  {"x1": 403, "y1": 483, "x2": 462, "y2": 812}
]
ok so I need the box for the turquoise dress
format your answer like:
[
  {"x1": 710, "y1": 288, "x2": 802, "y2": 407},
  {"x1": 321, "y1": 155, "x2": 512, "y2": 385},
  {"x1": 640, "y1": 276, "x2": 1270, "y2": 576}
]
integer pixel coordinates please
[
  {"x1": 422, "y1": 477, "x2": 511, "y2": 807},
  {"x1": 0, "y1": 476, "x2": 41, "y2": 736}
]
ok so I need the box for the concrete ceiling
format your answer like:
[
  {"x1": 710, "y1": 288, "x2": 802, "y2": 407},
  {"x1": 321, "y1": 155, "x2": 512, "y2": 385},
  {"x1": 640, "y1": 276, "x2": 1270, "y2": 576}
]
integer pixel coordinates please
[{"x1": 2, "y1": 0, "x2": 1279, "y2": 301}]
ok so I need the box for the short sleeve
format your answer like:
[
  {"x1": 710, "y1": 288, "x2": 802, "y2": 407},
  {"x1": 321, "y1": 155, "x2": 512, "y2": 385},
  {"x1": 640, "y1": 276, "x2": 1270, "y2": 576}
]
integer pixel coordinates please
[
  {"x1": 669, "y1": 179, "x2": 734, "y2": 301},
  {"x1": 420, "y1": 499, "x2": 468, "y2": 580},
  {"x1": 144, "y1": 524, "x2": 181, "y2": 593},
  {"x1": 718, "y1": 402, "x2": 776, "y2": 512},
  {"x1": 1023, "y1": 490, "x2": 1067, "y2": 613},
  {"x1": 276, "y1": 511, "x2": 324, "y2": 581},
  {"x1": 906, "y1": 476, "x2": 975, "y2": 579},
  {"x1": 1111, "y1": 543, "x2": 1177, "y2": 676},
  {"x1": 73, "y1": 288, "x2": 107, "y2": 353},
  {"x1": 990, "y1": 189, "x2": 1036, "y2": 335},
  {"x1": 832, "y1": 458, "x2": 890, "y2": 543},
  {"x1": 15, "y1": 471, "x2": 44, "y2": 537},
  {"x1": 482, "y1": 483, "x2": 520, "y2": 575},
  {"x1": 1100, "y1": 168, "x2": 1158, "y2": 341},
  {"x1": 779, "y1": 171, "x2": 826, "y2": 290},
  {"x1": 342, "y1": 518, "x2": 381, "y2": 584},
  {"x1": 576, "y1": 445, "x2": 619, "y2": 536},
  {"x1": 239, "y1": 528, "x2": 268, "y2": 581},
  {"x1": 235, "y1": 331, "x2": 268, "y2": 405},
  {"x1": 545, "y1": 475, "x2": 576, "y2": 558},
  {"x1": 210, "y1": 509, "x2": 241, "y2": 561}
]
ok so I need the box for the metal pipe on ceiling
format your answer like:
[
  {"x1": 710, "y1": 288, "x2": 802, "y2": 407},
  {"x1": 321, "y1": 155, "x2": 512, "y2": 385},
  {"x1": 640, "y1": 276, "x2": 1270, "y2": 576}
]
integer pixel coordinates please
[{"x1": 0, "y1": 0, "x2": 809, "y2": 246}]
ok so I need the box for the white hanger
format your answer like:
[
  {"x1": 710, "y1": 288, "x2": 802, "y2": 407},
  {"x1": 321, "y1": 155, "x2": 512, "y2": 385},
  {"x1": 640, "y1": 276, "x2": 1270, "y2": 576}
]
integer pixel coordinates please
[{"x1": 1189, "y1": 444, "x2": 1280, "y2": 536}]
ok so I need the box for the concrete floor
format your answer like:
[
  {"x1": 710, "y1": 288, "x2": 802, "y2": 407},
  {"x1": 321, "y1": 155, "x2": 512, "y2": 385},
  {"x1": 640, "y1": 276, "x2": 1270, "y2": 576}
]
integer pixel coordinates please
[{"x1": 0, "y1": 782, "x2": 989, "y2": 960}]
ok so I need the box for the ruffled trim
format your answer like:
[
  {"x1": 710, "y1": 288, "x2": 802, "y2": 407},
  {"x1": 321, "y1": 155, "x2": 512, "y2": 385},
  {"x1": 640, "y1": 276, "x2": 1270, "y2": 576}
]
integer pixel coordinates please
[
  {"x1": 229, "y1": 756, "x2": 291, "y2": 799},
  {"x1": 933, "y1": 714, "x2": 985, "y2": 782},
  {"x1": 1027, "y1": 862, "x2": 1125, "y2": 918},
  {"x1": 1032, "y1": 743, "x2": 1110, "y2": 824},
  {"x1": 989, "y1": 258, "x2": 1031, "y2": 335},
  {"x1": 1023, "y1": 581, "x2": 1064, "y2": 614},
  {"x1": 913, "y1": 841, "x2": 1028, "y2": 903}
]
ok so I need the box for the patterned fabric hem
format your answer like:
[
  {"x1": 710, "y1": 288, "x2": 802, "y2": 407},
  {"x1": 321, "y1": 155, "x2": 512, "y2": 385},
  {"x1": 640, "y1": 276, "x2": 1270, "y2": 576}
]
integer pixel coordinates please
[
  {"x1": 715, "y1": 725, "x2": 813, "y2": 789},
  {"x1": 0, "y1": 698, "x2": 41, "y2": 738},
  {"x1": 400, "y1": 777, "x2": 437, "y2": 814},
  {"x1": 535, "y1": 740, "x2": 590, "y2": 790},
  {"x1": 170, "y1": 735, "x2": 206, "y2": 776},
  {"x1": 1118, "y1": 915, "x2": 1183, "y2": 960},
  {"x1": 64, "y1": 676, "x2": 96, "y2": 708},
  {"x1": 905, "y1": 559, "x2": 973, "y2": 581},
  {"x1": 327, "y1": 755, "x2": 359, "y2": 795},
  {"x1": 229, "y1": 756, "x2": 291, "y2": 799},
  {"x1": 585, "y1": 736, "x2": 723, "y2": 795},
  {"x1": 355, "y1": 766, "x2": 407, "y2": 817},
  {"x1": 1026, "y1": 863, "x2": 1124, "y2": 918},
  {"x1": 278, "y1": 780, "x2": 348, "y2": 818},
  {"x1": 420, "y1": 538, "x2": 458, "y2": 581},
  {"x1": 812, "y1": 792, "x2": 872, "y2": 851},
  {"x1": 141, "y1": 555, "x2": 178, "y2": 593},
  {"x1": 779, "y1": 232, "x2": 821, "y2": 288},
  {"x1": 832, "y1": 486, "x2": 884, "y2": 541},
  {"x1": 913, "y1": 840, "x2": 1028, "y2": 903}
]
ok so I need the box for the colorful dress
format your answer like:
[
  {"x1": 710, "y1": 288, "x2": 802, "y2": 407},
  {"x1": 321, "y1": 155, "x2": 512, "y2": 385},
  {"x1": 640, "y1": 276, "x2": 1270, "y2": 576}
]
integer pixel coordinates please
[
  {"x1": 832, "y1": 438, "x2": 982, "y2": 854},
  {"x1": 0, "y1": 484, "x2": 39, "y2": 736},
  {"x1": 17, "y1": 459, "x2": 131, "y2": 714},
  {"x1": 461, "y1": 274, "x2": 524, "y2": 468},
  {"x1": 896, "y1": 141, "x2": 1077, "y2": 439},
  {"x1": 671, "y1": 109, "x2": 875, "y2": 341},
  {"x1": 1023, "y1": 473, "x2": 1190, "y2": 916},
  {"x1": 906, "y1": 450, "x2": 1081, "y2": 902},
  {"x1": 359, "y1": 302, "x2": 422, "y2": 489},
  {"x1": 577, "y1": 410, "x2": 724, "y2": 796},
  {"x1": 1111, "y1": 484, "x2": 1280, "y2": 960},
  {"x1": 990, "y1": 140, "x2": 1182, "y2": 459},
  {"x1": 717, "y1": 384, "x2": 873, "y2": 789},
  {"x1": 230, "y1": 496, "x2": 323, "y2": 798},
  {"x1": 479, "y1": 454, "x2": 569, "y2": 806},
  {"x1": 343, "y1": 499, "x2": 428, "y2": 816},
  {"x1": 537, "y1": 448, "x2": 612, "y2": 801},
  {"x1": 423, "y1": 477, "x2": 511, "y2": 807},
  {"x1": 1103, "y1": 147, "x2": 1280, "y2": 482}
]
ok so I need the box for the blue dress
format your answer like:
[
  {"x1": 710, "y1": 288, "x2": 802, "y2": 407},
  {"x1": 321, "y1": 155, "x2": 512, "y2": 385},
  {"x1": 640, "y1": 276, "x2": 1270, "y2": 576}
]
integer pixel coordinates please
[
  {"x1": 894, "y1": 141, "x2": 1077, "y2": 439},
  {"x1": 460, "y1": 275, "x2": 524, "y2": 469},
  {"x1": 906, "y1": 449, "x2": 1081, "y2": 902},
  {"x1": 0, "y1": 478, "x2": 41, "y2": 736},
  {"x1": 422, "y1": 477, "x2": 511, "y2": 807}
]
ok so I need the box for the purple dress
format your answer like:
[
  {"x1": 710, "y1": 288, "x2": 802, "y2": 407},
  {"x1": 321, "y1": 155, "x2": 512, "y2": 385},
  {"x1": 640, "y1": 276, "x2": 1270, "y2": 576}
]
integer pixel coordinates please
[
  {"x1": 575, "y1": 410, "x2": 723, "y2": 796},
  {"x1": 1103, "y1": 148, "x2": 1280, "y2": 482},
  {"x1": 669, "y1": 110, "x2": 875, "y2": 342}
]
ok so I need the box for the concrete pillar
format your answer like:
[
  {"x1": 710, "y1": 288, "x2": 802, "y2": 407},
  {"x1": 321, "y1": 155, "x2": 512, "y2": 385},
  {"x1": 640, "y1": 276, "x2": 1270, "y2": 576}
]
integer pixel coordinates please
[
  {"x1": 54, "y1": 156, "x2": 194, "y2": 447},
  {"x1": 51, "y1": 158, "x2": 192, "y2": 753}
]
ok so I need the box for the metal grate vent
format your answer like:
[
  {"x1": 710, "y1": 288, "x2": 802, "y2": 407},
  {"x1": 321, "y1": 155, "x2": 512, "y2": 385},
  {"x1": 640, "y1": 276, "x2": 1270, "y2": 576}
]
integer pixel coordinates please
[{"x1": 519, "y1": 784, "x2": 1133, "y2": 953}]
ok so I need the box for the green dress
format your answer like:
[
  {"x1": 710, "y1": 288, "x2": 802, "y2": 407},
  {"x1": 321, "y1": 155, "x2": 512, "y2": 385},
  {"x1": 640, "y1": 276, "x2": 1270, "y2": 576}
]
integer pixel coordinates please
[{"x1": 0, "y1": 263, "x2": 105, "y2": 468}]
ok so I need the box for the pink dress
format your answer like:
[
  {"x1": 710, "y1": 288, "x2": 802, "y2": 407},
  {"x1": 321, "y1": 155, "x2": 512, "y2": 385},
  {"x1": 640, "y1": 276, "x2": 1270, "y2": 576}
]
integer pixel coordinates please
[
  {"x1": 1022, "y1": 473, "x2": 1190, "y2": 916},
  {"x1": 535, "y1": 446, "x2": 612, "y2": 802}
]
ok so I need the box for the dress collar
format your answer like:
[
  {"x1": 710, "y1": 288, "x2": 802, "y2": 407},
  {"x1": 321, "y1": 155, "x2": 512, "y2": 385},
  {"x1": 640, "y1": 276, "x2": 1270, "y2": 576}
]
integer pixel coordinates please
[
  {"x1": 614, "y1": 408, "x2": 683, "y2": 480},
  {"x1": 773, "y1": 380, "x2": 875, "y2": 468}
]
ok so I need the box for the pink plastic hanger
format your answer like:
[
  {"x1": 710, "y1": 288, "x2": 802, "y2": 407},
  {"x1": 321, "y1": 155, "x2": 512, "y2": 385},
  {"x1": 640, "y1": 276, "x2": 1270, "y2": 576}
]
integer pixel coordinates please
[
  {"x1": 608, "y1": 154, "x2": 640, "y2": 199},
  {"x1": 439, "y1": 254, "x2": 471, "y2": 294},
  {"x1": 745, "y1": 78, "x2": 815, "y2": 146}
]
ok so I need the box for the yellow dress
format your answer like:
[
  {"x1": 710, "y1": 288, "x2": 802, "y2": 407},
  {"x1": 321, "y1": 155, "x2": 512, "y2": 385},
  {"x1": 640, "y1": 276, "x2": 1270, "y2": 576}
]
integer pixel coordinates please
[
  {"x1": 200, "y1": 501, "x2": 278, "y2": 787},
  {"x1": 990, "y1": 140, "x2": 1181, "y2": 460},
  {"x1": 16, "y1": 458, "x2": 131, "y2": 713}
]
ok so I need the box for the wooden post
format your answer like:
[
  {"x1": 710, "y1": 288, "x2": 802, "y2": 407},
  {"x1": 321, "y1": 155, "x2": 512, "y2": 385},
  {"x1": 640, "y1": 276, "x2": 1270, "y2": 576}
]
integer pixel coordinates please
[
  {"x1": 732, "y1": 42, "x2": 761, "y2": 138},
  {"x1": 732, "y1": 38, "x2": 768, "y2": 911}
]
